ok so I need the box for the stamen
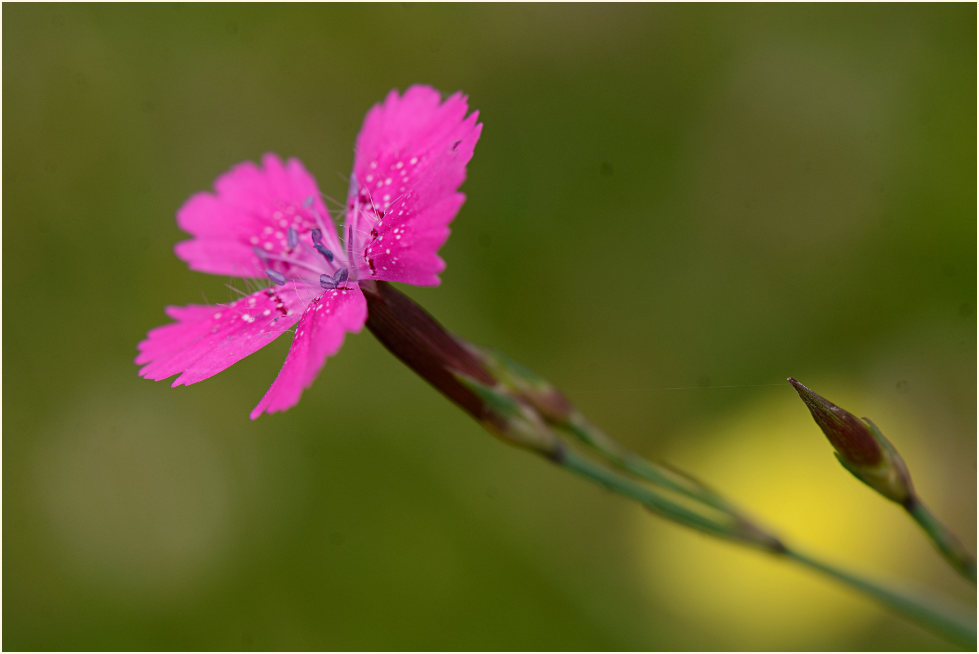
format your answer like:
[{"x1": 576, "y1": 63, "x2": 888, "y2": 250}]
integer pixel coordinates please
[
  {"x1": 310, "y1": 228, "x2": 334, "y2": 261},
  {"x1": 307, "y1": 203, "x2": 330, "y2": 246},
  {"x1": 265, "y1": 269, "x2": 287, "y2": 286},
  {"x1": 319, "y1": 267, "x2": 349, "y2": 291},
  {"x1": 287, "y1": 227, "x2": 299, "y2": 249},
  {"x1": 253, "y1": 246, "x2": 270, "y2": 263},
  {"x1": 303, "y1": 196, "x2": 314, "y2": 208}
]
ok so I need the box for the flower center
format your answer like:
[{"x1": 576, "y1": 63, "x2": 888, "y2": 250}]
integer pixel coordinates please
[{"x1": 256, "y1": 197, "x2": 352, "y2": 293}]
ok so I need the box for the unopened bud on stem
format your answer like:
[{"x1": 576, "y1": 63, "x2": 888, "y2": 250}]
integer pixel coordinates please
[
  {"x1": 788, "y1": 378, "x2": 913, "y2": 505},
  {"x1": 788, "y1": 378, "x2": 976, "y2": 583}
]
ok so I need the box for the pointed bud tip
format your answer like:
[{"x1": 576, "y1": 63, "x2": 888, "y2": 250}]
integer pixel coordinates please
[
  {"x1": 788, "y1": 378, "x2": 883, "y2": 467},
  {"x1": 789, "y1": 377, "x2": 915, "y2": 503},
  {"x1": 787, "y1": 378, "x2": 812, "y2": 404}
]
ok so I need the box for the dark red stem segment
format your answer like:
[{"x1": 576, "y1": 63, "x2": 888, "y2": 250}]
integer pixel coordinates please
[{"x1": 360, "y1": 280, "x2": 503, "y2": 431}]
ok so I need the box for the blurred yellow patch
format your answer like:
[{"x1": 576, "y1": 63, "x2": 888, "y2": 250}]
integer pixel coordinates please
[{"x1": 631, "y1": 386, "x2": 931, "y2": 648}]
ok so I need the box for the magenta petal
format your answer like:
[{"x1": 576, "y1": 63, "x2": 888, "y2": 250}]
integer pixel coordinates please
[
  {"x1": 174, "y1": 237, "x2": 262, "y2": 277},
  {"x1": 348, "y1": 85, "x2": 482, "y2": 286},
  {"x1": 250, "y1": 285, "x2": 368, "y2": 419},
  {"x1": 136, "y1": 287, "x2": 305, "y2": 386},
  {"x1": 176, "y1": 154, "x2": 342, "y2": 277}
]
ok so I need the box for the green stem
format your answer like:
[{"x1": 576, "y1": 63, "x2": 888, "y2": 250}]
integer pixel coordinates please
[
  {"x1": 564, "y1": 415, "x2": 734, "y2": 514},
  {"x1": 363, "y1": 283, "x2": 973, "y2": 647},
  {"x1": 905, "y1": 497, "x2": 977, "y2": 584},
  {"x1": 556, "y1": 446, "x2": 783, "y2": 551},
  {"x1": 557, "y1": 446, "x2": 975, "y2": 649},
  {"x1": 784, "y1": 548, "x2": 977, "y2": 649},
  {"x1": 555, "y1": 450, "x2": 976, "y2": 649}
]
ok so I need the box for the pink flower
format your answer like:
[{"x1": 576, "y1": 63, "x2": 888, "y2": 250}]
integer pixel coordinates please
[{"x1": 136, "y1": 86, "x2": 482, "y2": 419}]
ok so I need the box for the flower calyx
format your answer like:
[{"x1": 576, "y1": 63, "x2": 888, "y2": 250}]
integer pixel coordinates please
[{"x1": 360, "y1": 280, "x2": 562, "y2": 458}]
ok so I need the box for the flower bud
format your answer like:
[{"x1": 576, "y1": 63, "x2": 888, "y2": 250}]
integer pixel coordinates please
[
  {"x1": 788, "y1": 378, "x2": 914, "y2": 504},
  {"x1": 789, "y1": 378, "x2": 882, "y2": 466}
]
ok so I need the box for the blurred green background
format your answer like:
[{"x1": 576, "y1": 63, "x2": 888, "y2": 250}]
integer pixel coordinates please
[{"x1": 4, "y1": 4, "x2": 975, "y2": 651}]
